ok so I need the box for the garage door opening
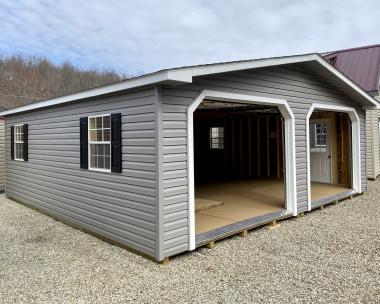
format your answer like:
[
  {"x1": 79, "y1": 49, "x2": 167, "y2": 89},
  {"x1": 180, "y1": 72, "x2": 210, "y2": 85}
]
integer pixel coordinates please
[
  {"x1": 193, "y1": 100, "x2": 286, "y2": 237},
  {"x1": 309, "y1": 110, "x2": 352, "y2": 206}
]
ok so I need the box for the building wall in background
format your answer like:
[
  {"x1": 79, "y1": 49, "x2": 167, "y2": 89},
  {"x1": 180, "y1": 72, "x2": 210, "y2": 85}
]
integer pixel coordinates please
[{"x1": 366, "y1": 94, "x2": 380, "y2": 179}]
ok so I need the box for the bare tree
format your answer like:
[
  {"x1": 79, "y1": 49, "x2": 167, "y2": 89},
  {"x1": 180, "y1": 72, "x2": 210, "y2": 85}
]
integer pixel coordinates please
[{"x1": 0, "y1": 55, "x2": 124, "y2": 109}]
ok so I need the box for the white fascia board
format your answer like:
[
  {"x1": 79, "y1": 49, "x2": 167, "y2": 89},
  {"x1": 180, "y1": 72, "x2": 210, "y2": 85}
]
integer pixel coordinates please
[
  {"x1": 166, "y1": 70, "x2": 193, "y2": 83},
  {"x1": 181, "y1": 54, "x2": 379, "y2": 109},
  {"x1": 2, "y1": 53, "x2": 378, "y2": 116},
  {"x1": 183, "y1": 54, "x2": 315, "y2": 77},
  {"x1": 363, "y1": 98, "x2": 380, "y2": 110},
  {"x1": 0, "y1": 70, "x2": 191, "y2": 116},
  {"x1": 0, "y1": 54, "x2": 317, "y2": 117},
  {"x1": 311, "y1": 55, "x2": 380, "y2": 110},
  {"x1": 187, "y1": 54, "x2": 379, "y2": 109}
]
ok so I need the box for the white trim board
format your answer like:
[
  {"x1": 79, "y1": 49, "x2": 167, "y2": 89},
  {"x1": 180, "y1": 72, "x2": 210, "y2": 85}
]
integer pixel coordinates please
[
  {"x1": 1, "y1": 54, "x2": 378, "y2": 117},
  {"x1": 306, "y1": 103, "x2": 361, "y2": 211},
  {"x1": 186, "y1": 90, "x2": 298, "y2": 251}
]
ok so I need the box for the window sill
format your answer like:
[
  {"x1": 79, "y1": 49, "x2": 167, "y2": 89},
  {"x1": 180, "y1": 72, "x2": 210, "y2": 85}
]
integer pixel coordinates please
[{"x1": 88, "y1": 167, "x2": 111, "y2": 173}]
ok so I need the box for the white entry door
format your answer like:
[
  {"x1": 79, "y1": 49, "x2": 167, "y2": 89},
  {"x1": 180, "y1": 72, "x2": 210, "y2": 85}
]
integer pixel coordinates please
[{"x1": 310, "y1": 119, "x2": 331, "y2": 183}]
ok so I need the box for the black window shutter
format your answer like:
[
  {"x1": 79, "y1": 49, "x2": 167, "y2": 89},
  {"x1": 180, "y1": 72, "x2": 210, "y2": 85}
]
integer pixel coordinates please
[
  {"x1": 11, "y1": 126, "x2": 14, "y2": 160},
  {"x1": 111, "y1": 113, "x2": 122, "y2": 173},
  {"x1": 80, "y1": 117, "x2": 88, "y2": 169},
  {"x1": 23, "y1": 124, "x2": 28, "y2": 161}
]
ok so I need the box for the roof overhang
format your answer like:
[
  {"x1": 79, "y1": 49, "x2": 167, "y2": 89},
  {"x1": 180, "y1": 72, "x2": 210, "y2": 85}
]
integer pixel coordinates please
[{"x1": 1, "y1": 53, "x2": 379, "y2": 116}]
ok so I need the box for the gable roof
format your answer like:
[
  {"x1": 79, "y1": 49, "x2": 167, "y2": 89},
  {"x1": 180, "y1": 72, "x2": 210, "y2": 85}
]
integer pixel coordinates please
[
  {"x1": 1, "y1": 53, "x2": 379, "y2": 116},
  {"x1": 322, "y1": 44, "x2": 380, "y2": 94}
]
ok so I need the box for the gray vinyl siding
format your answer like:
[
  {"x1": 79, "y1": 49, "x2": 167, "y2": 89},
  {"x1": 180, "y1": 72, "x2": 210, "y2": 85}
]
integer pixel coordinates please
[
  {"x1": 159, "y1": 64, "x2": 368, "y2": 258},
  {"x1": 0, "y1": 118, "x2": 4, "y2": 192},
  {"x1": 366, "y1": 96, "x2": 380, "y2": 179},
  {"x1": 3, "y1": 65, "x2": 370, "y2": 261},
  {"x1": 360, "y1": 111, "x2": 368, "y2": 191},
  {"x1": 366, "y1": 110, "x2": 373, "y2": 178},
  {"x1": 5, "y1": 88, "x2": 158, "y2": 258},
  {"x1": 160, "y1": 91, "x2": 189, "y2": 258}
]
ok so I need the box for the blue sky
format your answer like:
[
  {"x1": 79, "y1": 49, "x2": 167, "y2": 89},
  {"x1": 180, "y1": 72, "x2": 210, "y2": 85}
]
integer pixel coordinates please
[{"x1": 0, "y1": 0, "x2": 378, "y2": 76}]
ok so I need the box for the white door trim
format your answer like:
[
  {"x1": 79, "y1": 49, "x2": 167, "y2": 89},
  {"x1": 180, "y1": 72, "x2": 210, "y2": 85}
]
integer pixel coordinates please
[
  {"x1": 187, "y1": 90, "x2": 297, "y2": 250},
  {"x1": 306, "y1": 103, "x2": 361, "y2": 211}
]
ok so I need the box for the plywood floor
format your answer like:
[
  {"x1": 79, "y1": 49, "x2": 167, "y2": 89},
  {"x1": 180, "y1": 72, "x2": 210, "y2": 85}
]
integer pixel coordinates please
[
  {"x1": 311, "y1": 183, "x2": 351, "y2": 201},
  {"x1": 195, "y1": 179, "x2": 351, "y2": 235},
  {"x1": 195, "y1": 179, "x2": 285, "y2": 234}
]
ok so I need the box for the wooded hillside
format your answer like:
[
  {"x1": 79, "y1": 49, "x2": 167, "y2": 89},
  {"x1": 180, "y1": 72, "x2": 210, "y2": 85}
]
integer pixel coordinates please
[{"x1": 0, "y1": 55, "x2": 124, "y2": 109}]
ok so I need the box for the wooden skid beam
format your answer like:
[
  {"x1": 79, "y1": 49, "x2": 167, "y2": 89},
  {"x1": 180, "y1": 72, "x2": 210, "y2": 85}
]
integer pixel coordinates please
[
  {"x1": 268, "y1": 220, "x2": 281, "y2": 230},
  {"x1": 239, "y1": 230, "x2": 248, "y2": 237},
  {"x1": 205, "y1": 241, "x2": 215, "y2": 249},
  {"x1": 160, "y1": 257, "x2": 169, "y2": 265},
  {"x1": 297, "y1": 212, "x2": 304, "y2": 218}
]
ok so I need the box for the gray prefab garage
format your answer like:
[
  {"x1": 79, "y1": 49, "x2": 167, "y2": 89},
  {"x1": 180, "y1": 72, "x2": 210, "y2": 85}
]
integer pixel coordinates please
[{"x1": 1, "y1": 54, "x2": 378, "y2": 262}]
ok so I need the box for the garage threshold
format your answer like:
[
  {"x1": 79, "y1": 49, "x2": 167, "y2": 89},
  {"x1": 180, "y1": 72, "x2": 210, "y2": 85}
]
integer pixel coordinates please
[
  {"x1": 311, "y1": 189, "x2": 358, "y2": 210},
  {"x1": 196, "y1": 209, "x2": 292, "y2": 247}
]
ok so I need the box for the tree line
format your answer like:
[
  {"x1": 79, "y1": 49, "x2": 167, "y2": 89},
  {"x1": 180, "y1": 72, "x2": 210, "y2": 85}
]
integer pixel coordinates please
[{"x1": 0, "y1": 55, "x2": 125, "y2": 109}]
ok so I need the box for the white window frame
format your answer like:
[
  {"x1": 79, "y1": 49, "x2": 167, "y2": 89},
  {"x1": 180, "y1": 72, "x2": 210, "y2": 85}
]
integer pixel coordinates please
[
  {"x1": 88, "y1": 114, "x2": 112, "y2": 173},
  {"x1": 209, "y1": 126, "x2": 224, "y2": 150},
  {"x1": 310, "y1": 122, "x2": 328, "y2": 152},
  {"x1": 314, "y1": 123, "x2": 327, "y2": 147},
  {"x1": 14, "y1": 124, "x2": 24, "y2": 162}
]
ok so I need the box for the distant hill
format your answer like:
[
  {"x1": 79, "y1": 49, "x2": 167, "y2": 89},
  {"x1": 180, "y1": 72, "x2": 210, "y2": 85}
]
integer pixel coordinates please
[{"x1": 0, "y1": 55, "x2": 125, "y2": 109}]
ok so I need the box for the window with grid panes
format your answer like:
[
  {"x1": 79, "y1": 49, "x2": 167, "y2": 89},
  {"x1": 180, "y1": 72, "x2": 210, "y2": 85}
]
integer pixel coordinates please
[
  {"x1": 14, "y1": 125, "x2": 24, "y2": 160},
  {"x1": 88, "y1": 115, "x2": 111, "y2": 171}
]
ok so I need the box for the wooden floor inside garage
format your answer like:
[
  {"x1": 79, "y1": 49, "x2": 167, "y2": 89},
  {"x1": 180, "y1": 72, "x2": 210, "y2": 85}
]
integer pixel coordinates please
[
  {"x1": 195, "y1": 179, "x2": 350, "y2": 234},
  {"x1": 310, "y1": 182, "x2": 351, "y2": 201}
]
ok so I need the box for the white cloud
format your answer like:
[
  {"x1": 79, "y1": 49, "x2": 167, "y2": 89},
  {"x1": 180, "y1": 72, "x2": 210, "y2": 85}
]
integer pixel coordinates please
[{"x1": 0, "y1": 0, "x2": 378, "y2": 75}]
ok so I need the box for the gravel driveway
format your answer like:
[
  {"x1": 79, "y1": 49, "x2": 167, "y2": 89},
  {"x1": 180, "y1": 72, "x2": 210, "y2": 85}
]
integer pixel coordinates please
[{"x1": 1, "y1": 181, "x2": 379, "y2": 304}]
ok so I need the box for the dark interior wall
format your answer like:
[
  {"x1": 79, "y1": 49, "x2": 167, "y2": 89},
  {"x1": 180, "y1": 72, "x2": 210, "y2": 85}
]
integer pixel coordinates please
[{"x1": 193, "y1": 109, "x2": 284, "y2": 183}]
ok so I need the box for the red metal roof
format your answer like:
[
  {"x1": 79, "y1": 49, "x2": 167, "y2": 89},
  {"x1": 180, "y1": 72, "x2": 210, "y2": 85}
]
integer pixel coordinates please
[{"x1": 322, "y1": 44, "x2": 380, "y2": 93}]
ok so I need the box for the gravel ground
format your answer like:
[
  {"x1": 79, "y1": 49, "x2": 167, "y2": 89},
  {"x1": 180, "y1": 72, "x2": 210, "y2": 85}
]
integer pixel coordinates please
[{"x1": 0, "y1": 182, "x2": 379, "y2": 304}]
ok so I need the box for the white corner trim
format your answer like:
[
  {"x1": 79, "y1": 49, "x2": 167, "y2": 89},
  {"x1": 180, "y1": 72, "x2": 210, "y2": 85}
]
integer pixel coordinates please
[
  {"x1": 306, "y1": 103, "x2": 361, "y2": 211},
  {"x1": 187, "y1": 90, "x2": 297, "y2": 251}
]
